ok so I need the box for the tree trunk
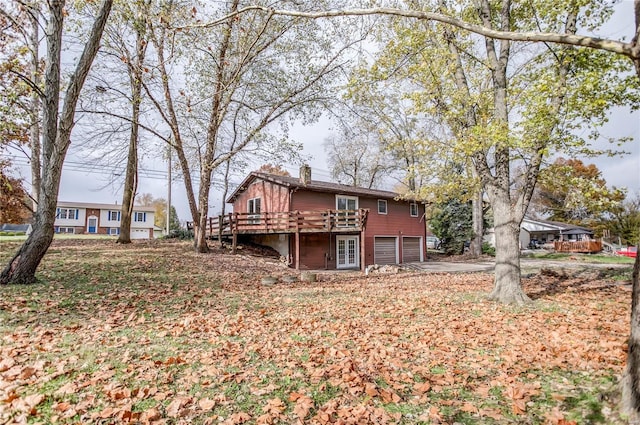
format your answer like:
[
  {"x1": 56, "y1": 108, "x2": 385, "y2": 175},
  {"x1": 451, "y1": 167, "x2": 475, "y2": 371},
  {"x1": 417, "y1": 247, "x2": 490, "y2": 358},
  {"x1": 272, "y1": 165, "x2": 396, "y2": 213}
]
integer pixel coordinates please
[
  {"x1": 117, "y1": 138, "x2": 137, "y2": 244},
  {"x1": 29, "y1": 5, "x2": 41, "y2": 209},
  {"x1": 622, "y1": 248, "x2": 640, "y2": 420},
  {"x1": 470, "y1": 188, "x2": 483, "y2": 256},
  {"x1": 116, "y1": 8, "x2": 148, "y2": 244},
  {"x1": 487, "y1": 196, "x2": 531, "y2": 305},
  {"x1": 0, "y1": 0, "x2": 113, "y2": 285},
  {"x1": 195, "y1": 188, "x2": 209, "y2": 253}
]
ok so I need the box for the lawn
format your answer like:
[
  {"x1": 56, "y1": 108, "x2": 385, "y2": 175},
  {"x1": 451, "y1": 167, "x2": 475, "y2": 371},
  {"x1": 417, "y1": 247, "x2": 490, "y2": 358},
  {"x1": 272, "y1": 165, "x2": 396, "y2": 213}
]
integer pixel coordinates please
[{"x1": 0, "y1": 239, "x2": 631, "y2": 424}]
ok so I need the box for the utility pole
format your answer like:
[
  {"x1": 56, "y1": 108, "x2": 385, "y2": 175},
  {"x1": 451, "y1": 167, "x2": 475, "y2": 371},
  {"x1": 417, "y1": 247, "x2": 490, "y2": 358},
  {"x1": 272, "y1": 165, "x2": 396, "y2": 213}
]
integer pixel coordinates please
[{"x1": 166, "y1": 143, "x2": 171, "y2": 236}]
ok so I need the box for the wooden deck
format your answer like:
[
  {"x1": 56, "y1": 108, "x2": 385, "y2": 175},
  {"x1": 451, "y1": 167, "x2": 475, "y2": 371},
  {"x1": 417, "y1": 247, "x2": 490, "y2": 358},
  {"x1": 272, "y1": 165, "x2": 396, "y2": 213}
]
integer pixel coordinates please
[
  {"x1": 554, "y1": 240, "x2": 602, "y2": 254},
  {"x1": 188, "y1": 209, "x2": 369, "y2": 239}
]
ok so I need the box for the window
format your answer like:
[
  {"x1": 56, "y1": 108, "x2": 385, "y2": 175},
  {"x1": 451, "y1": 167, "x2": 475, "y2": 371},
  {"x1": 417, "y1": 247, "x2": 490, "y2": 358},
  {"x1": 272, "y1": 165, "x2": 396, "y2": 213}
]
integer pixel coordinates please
[
  {"x1": 56, "y1": 208, "x2": 78, "y2": 220},
  {"x1": 336, "y1": 195, "x2": 358, "y2": 227},
  {"x1": 410, "y1": 203, "x2": 418, "y2": 217},
  {"x1": 377, "y1": 200, "x2": 387, "y2": 215},
  {"x1": 109, "y1": 210, "x2": 121, "y2": 221},
  {"x1": 134, "y1": 212, "x2": 147, "y2": 222},
  {"x1": 55, "y1": 227, "x2": 75, "y2": 234},
  {"x1": 248, "y1": 198, "x2": 261, "y2": 224},
  {"x1": 109, "y1": 227, "x2": 120, "y2": 236},
  {"x1": 336, "y1": 195, "x2": 358, "y2": 211}
]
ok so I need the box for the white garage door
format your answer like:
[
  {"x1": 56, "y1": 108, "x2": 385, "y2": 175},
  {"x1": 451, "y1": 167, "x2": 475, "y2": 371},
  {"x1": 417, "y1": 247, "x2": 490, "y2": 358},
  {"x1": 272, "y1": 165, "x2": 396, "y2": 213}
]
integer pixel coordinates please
[
  {"x1": 374, "y1": 237, "x2": 397, "y2": 265},
  {"x1": 402, "y1": 237, "x2": 422, "y2": 263},
  {"x1": 130, "y1": 229, "x2": 149, "y2": 240}
]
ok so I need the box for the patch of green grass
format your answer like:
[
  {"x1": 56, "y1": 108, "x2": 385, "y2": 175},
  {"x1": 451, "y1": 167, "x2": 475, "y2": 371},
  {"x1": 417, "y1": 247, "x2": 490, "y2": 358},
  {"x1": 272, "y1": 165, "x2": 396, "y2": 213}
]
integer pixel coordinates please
[{"x1": 531, "y1": 252, "x2": 635, "y2": 264}]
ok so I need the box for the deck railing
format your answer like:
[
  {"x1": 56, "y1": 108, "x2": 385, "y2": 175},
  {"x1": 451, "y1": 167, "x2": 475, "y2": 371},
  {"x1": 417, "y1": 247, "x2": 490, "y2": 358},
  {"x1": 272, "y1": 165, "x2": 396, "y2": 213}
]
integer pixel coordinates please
[
  {"x1": 188, "y1": 209, "x2": 369, "y2": 238},
  {"x1": 554, "y1": 240, "x2": 602, "y2": 254}
]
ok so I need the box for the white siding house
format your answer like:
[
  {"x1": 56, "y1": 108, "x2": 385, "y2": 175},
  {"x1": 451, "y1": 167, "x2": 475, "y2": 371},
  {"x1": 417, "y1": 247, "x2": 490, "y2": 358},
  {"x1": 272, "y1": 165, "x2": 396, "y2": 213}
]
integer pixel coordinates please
[{"x1": 54, "y1": 201, "x2": 155, "y2": 239}]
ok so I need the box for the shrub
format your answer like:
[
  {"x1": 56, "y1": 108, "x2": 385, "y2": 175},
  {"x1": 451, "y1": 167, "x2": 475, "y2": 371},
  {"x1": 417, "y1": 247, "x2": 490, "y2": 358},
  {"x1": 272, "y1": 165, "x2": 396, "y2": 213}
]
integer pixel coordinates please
[
  {"x1": 482, "y1": 242, "x2": 495, "y2": 257},
  {"x1": 165, "y1": 229, "x2": 193, "y2": 240}
]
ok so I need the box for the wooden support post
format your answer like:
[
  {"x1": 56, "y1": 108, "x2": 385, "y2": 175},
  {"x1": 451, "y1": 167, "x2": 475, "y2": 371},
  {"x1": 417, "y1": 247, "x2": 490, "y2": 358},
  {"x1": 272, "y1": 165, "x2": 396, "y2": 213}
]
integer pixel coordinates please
[
  {"x1": 295, "y1": 211, "x2": 300, "y2": 270},
  {"x1": 361, "y1": 228, "x2": 366, "y2": 272},
  {"x1": 218, "y1": 215, "x2": 223, "y2": 243},
  {"x1": 232, "y1": 212, "x2": 238, "y2": 254},
  {"x1": 295, "y1": 231, "x2": 300, "y2": 270}
]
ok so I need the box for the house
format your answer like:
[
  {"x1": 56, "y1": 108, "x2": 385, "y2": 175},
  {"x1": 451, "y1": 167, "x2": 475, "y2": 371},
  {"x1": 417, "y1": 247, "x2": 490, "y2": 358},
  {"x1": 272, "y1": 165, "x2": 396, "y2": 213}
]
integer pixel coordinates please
[
  {"x1": 519, "y1": 217, "x2": 594, "y2": 248},
  {"x1": 210, "y1": 166, "x2": 427, "y2": 271},
  {"x1": 0, "y1": 223, "x2": 33, "y2": 235},
  {"x1": 54, "y1": 201, "x2": 156, "y2": 239},
  {"x1": 484, "y1": 216, "x2": 595, "y2": 250}
]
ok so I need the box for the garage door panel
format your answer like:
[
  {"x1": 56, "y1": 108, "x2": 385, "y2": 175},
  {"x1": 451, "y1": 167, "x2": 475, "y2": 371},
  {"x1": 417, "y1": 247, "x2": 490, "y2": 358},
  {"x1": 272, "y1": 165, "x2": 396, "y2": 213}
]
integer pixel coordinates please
[
  {"x1": 374, "y1": 237, "x2": 397, "y2": 265},
  {"x1": 130, "y1": 229, "x2": 148, "y2": 239},
  {"x1": 402, "y1": 237, "x2": 421, "y2": 263}
]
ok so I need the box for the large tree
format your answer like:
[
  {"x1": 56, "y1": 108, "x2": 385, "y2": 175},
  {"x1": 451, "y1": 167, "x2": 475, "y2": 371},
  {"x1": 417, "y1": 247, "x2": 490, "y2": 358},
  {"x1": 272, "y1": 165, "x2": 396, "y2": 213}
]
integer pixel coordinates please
[
  {"x1": 144, "y1": 0, "x2": 358, "y2": 253},
  {"x1": 0, "y1": 0, "x2": 113, "y2": 285}
]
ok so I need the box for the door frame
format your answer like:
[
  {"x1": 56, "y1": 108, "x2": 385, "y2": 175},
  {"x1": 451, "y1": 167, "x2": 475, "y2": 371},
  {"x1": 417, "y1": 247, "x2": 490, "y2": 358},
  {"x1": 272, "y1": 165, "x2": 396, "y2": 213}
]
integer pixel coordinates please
[
  {"x1": 87, "y1": 216, "x2": 98, "y2": 234},
  {"x1": 336, "y1": 235, "x2": 359, "y2": 269}
]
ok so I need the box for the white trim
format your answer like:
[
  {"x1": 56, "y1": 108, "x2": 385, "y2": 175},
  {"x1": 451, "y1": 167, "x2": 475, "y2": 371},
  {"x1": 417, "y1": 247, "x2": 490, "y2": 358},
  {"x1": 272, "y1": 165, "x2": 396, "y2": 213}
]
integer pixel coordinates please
[
  {"x1": 374, "y1": 236, "x2": 399, "y2": 264},
  {"x1": 402, "y1": 236, "x2": 424, "y2": 263},
  {"x1": 87, "y1": 216, "x2": 98, "y2": 234},
  {"x1": 336, "y1": 235, "x2": 359, "y2": 269},
  {"x1": 410, "y1": 203, "x2": 418, "y2": 217},
  {"x1": 377, "y1": 199, "x2": 388, "y2": 215},
  {"x1": 336, "y1": 194, "x2": 358, "y2": 210}
]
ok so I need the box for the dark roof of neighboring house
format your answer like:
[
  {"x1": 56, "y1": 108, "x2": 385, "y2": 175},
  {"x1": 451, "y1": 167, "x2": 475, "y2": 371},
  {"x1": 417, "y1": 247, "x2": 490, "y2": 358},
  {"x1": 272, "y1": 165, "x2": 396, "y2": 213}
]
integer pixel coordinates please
[
  {"x1": 57, "y1": 201, "x2": 155, "y2": 212},
  {"x1": 0, "y1": 224, "x2": 32, "y2": 232},
  {"x1": 523, "y1": 216, "x2": 593, "y2": 233},
  {"x1": 227, "y1": 172, "x2": 412, "y2": 203}
]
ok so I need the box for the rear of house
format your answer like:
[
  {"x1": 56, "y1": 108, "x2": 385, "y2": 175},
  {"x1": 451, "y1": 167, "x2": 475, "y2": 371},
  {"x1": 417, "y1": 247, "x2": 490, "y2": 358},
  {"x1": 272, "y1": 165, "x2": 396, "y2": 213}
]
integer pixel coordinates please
[
  {"x1": 225, "y1": 166, "x2": 427, "y2": 270},
  {"x1": 54, "y1": 201, "x2": 155, "y2": 239}
]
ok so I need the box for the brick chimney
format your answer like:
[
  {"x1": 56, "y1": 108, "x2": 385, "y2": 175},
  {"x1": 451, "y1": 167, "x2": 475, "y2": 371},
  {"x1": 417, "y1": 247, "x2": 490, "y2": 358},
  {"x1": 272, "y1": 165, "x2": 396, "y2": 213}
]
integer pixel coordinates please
[{"x1": 299, "y1": 164, "x2": 311, "y2": 185}]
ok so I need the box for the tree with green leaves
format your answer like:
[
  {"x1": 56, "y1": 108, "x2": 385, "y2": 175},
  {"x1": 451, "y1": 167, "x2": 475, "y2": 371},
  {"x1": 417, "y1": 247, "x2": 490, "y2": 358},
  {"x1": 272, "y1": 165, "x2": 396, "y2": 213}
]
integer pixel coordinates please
[
  {"x1": 429, "y1": 198, "x2": 473, "y2": 255},
  {"x1": 0, "y1": 0, "x2": 113, "y2": 285},
  {"x1": 609, "y1": 194, "x2": 640, "y2": 246}
]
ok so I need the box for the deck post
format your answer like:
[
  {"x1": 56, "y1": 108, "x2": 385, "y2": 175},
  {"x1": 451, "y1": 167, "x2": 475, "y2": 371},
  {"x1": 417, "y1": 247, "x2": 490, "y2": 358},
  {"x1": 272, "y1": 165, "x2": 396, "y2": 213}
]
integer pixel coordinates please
[
  {"x1": 232, "y1": 212, "x2": 238, "y2": 254},
  {"x1": 360, "y1": 227, "x2": 366, "y2": 272},
  {"x1": 295, "y1": 211, "x2": 300, "y2": 270},
  {"x1": 218, "y1": 215, "x2": 223, "y2": 243},
  {"x1": 295, "y1": 231, "x2": 300, "y2": 270}
]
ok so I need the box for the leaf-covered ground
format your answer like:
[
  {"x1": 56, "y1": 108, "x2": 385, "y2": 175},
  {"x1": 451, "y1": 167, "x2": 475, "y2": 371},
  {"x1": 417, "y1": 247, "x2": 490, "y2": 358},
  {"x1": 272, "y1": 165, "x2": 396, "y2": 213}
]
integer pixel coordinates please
[{"x1": 0, "y1": 239, "x2": 631, "y2": 424}]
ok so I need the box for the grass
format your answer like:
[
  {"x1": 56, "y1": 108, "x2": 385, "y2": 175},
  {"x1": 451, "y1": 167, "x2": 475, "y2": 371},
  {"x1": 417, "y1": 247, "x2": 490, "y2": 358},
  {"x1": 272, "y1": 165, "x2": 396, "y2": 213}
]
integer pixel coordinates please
[
  {"x1": 0, "y1": 239, "x2": 632, "y2": 424},
  {"x1": 528, "y1": 251, "x2": 635, "y2": 264}
]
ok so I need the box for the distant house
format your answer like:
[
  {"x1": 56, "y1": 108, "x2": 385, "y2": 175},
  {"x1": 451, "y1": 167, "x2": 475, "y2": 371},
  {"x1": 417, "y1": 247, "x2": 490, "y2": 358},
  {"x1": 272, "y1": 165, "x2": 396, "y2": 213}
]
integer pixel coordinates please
[
  {"x1": 484, "y1": 216, "x2": 595, "y2": 249},
  {"x1": 520, "y1": 217, "x2": 594, "y2": 248},
  {"x1": 201, "y1": 166, "x2": 427, "y2": 271},
  {"x1": 0, "y1": 223, "x2": 33, "y2": 235},
  {"x1": 54, "y1": 201, "x2": 155, "y2": 239}
]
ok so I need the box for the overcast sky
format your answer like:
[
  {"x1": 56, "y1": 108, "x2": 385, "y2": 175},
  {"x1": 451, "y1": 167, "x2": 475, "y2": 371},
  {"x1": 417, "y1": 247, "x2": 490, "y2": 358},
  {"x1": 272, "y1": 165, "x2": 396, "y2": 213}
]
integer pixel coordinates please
[{"x1": 8, "y1": 1, "x2": 640, "y2": 224}]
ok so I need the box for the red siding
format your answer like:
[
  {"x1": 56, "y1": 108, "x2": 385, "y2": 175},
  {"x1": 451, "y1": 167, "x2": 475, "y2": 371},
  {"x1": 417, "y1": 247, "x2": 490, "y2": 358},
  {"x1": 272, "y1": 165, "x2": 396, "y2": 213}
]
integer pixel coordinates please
[
  {"x1": 231, "y1": 184, "x2": 426, "y2": 268},
  {"x1": 361, "y1": 198, "x2": 425, "y2": 265},
  {"x1": 232, "y1": 179, "x2": 290, "y2": 213},
  {"x1": 295, "y1": 234, "x2": 334, "y2": 270},
  {"x1": 290, "y1": 191, "x2": 336, "y2": 211}
]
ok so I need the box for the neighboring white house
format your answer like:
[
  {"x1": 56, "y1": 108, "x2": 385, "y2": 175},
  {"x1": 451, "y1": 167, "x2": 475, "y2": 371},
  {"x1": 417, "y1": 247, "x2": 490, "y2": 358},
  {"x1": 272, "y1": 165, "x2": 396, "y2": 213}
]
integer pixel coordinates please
[
  {"x1": 54, "y1": 201, "x2": 156, "y2": 239},
  {"x1": 484, "y1": 216, "x2": 595, "y2": 249}
]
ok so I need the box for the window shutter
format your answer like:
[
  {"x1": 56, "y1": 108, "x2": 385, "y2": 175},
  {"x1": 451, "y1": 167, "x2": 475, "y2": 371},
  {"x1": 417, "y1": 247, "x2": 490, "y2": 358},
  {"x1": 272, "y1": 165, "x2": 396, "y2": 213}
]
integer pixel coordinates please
[
  {"x1": 143, "y1": 212, "x2": 147, "y2": 222},
  {"x1": 75, "y1": 209, "x2": 79, "y2": 219},
  {"x1": 56, "y1": 208, "x2": 60, "y2": 218},
  {"x1": 118, "y1": 211, "x2": 121, "y2": 221}
]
